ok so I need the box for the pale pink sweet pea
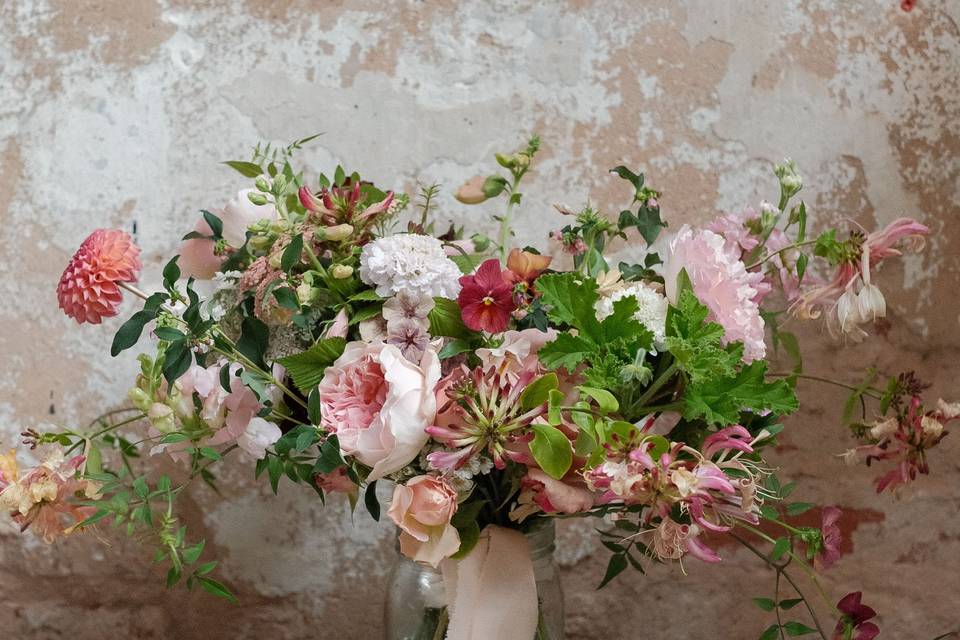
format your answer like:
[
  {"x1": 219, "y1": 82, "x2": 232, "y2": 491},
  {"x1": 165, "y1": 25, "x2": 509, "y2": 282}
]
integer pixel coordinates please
[
  {"x1": 319, "y1": 341, "x2": 441, "y2": 480},
  {"x1": 476, "y1": 328, "x2": 556, "y2": 378},
  {"x1": 524, "y1": 468, "x2": 595, "y2": 514},
  {"x1": 664, "y1": 225, "x2": 766, "y2": 362},
  {"x1": 388, "y1": 475, "x2": 460, "y2": 567},
  {"x1": 178, "y1": 217, "x2": 224, "y2": 280}
]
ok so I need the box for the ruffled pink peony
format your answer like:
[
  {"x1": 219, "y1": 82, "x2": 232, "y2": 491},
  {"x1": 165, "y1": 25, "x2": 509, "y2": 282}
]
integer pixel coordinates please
[
  {"x1": 664, "y1": 225, "x2": 767, "y2": 361},
  {"x1": 319, "y1": 341, "x2": 440, "y2": 480},
  {"x1": 388, "y1": 475, "x2": 460, "y2": 567},
  {"x1": 57, "y1": 229, "x2": 142, "y2": 324}
]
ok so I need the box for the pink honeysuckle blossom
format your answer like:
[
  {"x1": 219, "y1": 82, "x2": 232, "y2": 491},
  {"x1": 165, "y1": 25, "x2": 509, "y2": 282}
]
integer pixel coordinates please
[
  {"x1": 792, "y1": 217, "x2": 929, "y2": 341},
  {"x1": 664, "y1": 225, "x2": 767, "y2": 362},
  {"x1": 57, "y1": 229, "x2": 142, "y2": 324},
  {"x1": 816, "y1": 506, "x2": 843, "y2": 569}
]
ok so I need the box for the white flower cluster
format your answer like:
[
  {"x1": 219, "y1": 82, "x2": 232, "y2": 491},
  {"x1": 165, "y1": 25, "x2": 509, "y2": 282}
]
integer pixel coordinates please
[
  {"x1": 359, "y1": 234, "x2": 463, "y2": 299},
  {"x1": 595, "y1": 281, "x2": 669, "y2": 349}
]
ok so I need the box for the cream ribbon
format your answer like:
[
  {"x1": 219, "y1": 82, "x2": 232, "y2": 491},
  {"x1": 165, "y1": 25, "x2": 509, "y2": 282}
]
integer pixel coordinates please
[{"x1": 441, "y1": 525, "x2": 539, "y2": 640}]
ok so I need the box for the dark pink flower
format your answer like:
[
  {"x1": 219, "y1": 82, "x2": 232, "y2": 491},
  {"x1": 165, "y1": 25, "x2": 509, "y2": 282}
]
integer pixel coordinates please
[
  {"x1": 457, "y1": 259, "x2": 516, "y2": 333},
  {"x1": 833, "y1": 591, "x2": 880, "y2": 640},
  {"x1": 817, "y1": 506, "x2": 843, "y2": 569},
  {"x1": 57, "y1": 229, "x2": 142, "y2": 324}
]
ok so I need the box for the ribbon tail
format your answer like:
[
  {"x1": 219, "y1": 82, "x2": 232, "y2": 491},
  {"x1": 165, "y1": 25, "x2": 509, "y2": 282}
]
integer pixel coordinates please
[{"x1": 441, "y1": 525, "x2": 538, "y2": 640}]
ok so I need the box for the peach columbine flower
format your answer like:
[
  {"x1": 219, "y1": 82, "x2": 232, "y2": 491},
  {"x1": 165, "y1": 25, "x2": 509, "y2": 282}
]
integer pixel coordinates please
[{"x1": 57, "y1": 229, "x2": 141, "y2": 324}]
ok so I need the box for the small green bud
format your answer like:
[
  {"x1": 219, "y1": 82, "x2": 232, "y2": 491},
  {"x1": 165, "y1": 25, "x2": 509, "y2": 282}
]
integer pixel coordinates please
[
  {"x1": 296, "y1": 282, "x2": 319, "y2": 305},
  {"x1": 247, "y1": 235, "x2": 273, "y2": 252},
  {"x1": 331, "y1": 264, "x2": 354, "y2": 279},
  {"x1": 247, "y1": 192, "x2": 269, "y2": 206},
  {"x1": 322, "y1": 224, "x2": 354, "y2": 242},
  {"x1": 272, "y1": 174, "x2": 287, "y2": 194},
  {"x1": 268, "y1": 252, "x2": 283, "y2": 270},
  {"x1": 482, "y1": 175, "x2": 508, "y2": 198},
  {"x1": 255, "y1": 176, "x2": 271, "y2": 192},
  {"x1": 470, "y1": 233, "x2": 492, "y2": 252},
  {"x1": 774, "y1": 158, "x2": 803, "y2": 199},
  {"x1": 128, "y1": 387, "x2": 153, "y2": 412},
  {"x1": 495, "y1": 153, "x2": 516, "y2": 169}
]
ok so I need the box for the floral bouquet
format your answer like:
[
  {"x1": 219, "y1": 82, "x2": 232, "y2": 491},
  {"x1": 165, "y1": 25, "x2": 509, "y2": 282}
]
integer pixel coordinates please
[{"x1": 2, "y1": 134, "x2": 951, "y2": 640}]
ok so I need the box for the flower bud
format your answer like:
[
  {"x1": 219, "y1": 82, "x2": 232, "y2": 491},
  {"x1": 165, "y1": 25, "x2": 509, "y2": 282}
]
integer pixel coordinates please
[
  {"x1": 297, "y1": 282, "x2": 320, "y2": 305},
  {"x1": 322, "y1": 224, "x2": 354, "y2": 242},
  {"x1": 495, "y1": 152, "x2": 516, "y2": 169},
  {"x1": 774, "y1": 158, "x2": 803, "y2": 199},
  {"x1": 331, "y1": 264, "x2": 354, "y2": 279},
  {"x1": 454, "y1": 176, "x2": 488, "y2": 204},
  {"x1": 268, "y1": 252, "x2": 283, "y2": 270},
  {"x1": 272, "y1": 174, "x2": 287, "y2": 193},
  {"x1": 128, "y1": 387, "x2": 152, "y2": 412},
  {"x1": 255, "y1": 176, "x2": 271, "y2": 192},
  {"x1": 921, "y1": 416, "x2": 944, "y2": 438},
  {"x1": 482, "y1": 175, "x2": 508, "y2": 198},
  {"x1": 148, "y1": 402, "x2": 176, "y2": 434},
  {"x1": 247, "y1": 235, "x2": 273, "y2": 252},
  {"x1": 247, "y1": 192, "x2": 269, "y2": 206}
]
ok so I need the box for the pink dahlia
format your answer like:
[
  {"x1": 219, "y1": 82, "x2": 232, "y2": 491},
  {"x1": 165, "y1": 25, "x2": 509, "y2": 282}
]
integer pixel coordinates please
[
  {"x1": 457, "y1": 258, "x2": 516, "y2": 333},
  {"x1": 664, "y1": 225, "x2": 767, "y2": 361},
  {"x1": 57, "y1": 229, "x2": 141, "y2": 324}
]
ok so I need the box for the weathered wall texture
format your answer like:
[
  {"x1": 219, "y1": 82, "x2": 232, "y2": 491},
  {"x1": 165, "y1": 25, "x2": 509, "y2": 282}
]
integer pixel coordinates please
[{"x1": 1, "y1": 1, "x2": 958, "y2": 638}]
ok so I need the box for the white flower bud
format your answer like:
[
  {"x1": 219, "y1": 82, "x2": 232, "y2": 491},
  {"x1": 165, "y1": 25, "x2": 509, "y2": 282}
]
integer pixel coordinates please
[
  {"x1": 323, "y1": 224, "x2": 354, "y2": 242},
  {"x1": 331, "y1": 264, "x2": 354, "y2": 279}
]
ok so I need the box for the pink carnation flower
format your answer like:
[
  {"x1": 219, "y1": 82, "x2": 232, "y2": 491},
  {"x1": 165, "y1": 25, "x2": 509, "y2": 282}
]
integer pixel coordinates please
[
  {"x1": 664, "y1": 225, "x2": 767, "y2": 362},
  {"x1": 57, "y1": 229, "x2": 141, "y2": 324}
]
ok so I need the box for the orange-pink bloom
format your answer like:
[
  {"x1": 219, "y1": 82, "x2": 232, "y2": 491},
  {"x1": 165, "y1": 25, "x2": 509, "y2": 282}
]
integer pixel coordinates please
[{"x1": 57, "y1": 229, "x2": 141, "y2": 324}]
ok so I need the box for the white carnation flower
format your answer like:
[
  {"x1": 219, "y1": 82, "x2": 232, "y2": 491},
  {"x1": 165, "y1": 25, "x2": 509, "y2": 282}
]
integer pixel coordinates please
[
  {"x1": 595, "y1": 281, "x2": 669, "y2": 350},
  {"x1": 359, "y1": 234, "x2": 463, "y2": 299}
]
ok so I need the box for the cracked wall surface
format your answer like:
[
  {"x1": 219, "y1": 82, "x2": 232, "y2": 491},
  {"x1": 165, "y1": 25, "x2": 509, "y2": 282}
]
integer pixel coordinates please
[{"x1": 1, "y1": 1, "x2": 958, "y2": 638}]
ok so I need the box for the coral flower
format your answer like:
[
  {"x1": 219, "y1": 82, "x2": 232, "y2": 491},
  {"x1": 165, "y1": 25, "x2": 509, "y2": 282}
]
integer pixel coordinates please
[
  {"x1": 457, "y1": 258, "x2": 516, "y2": 333},
  {"x1": 57, "y1": 229, "x2": 141, "y2": 324}
]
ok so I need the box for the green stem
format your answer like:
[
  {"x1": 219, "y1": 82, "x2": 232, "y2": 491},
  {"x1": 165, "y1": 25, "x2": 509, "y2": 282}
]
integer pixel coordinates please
[
  {"x1": 66, "y1": 413, "x2": 147, "y2": 456},
  {"x1": 498, "y1": 187, "x2": 518, "y2": 262},
  {"x1": 747, "y1": 239, "x2": 818, "y2": 270},
  {"x1": 731, "y1": 532, "x2": 829, "y2": 640},
  {"x1": 635, "y1": 361, "x2": 679, "y2": 409},
  {"x1": 769, "y1": 372, "x2": 883, "y2": 400}
]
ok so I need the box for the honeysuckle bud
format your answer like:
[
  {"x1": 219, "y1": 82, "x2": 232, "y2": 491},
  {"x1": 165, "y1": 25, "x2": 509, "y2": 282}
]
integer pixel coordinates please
[
  {"x1": 331, "y1": 264, "x2": 354, "y2": 279},
  {"x1": 255, "y1": 176, "x2": 271, "y2": 192},
  {"x1": 454, "y1": 176, "x2": 488, "y2": 204},
  {"x1": 322, "y1": 224, "x2": 354, "y2": 242},
  {"x1": 247, "y1": 192, "x2": 269, "y2": 206},
  {"x1": 774, "y1": 158, "x2": 803, "y2": 199},
  {"x1": 268, "y1": 252, "x2": 283, "y2": 270}
]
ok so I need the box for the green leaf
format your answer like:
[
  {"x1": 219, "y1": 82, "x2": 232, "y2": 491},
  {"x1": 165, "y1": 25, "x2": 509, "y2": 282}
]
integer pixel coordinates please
[
  {"x1": 277, "y1": 337, "x2": 347, "y2": 393},
  {"x1": 759, "y1": 624, "x2": 781, "y2": 640},
  {"x1": 519, "y1": 373, "x2": 559, "y2": 411},
  {"x1": 111, "y1": 309, "x2": 159, "y2": 356},
  {"x1": 313, "y1": 436, "x2": 346, "y2": 473},
  {"x1": 307, "y1": 387, "x2": 321, "y2": 425},
  {"x1": 683, "y1": 361, "x2": 799, "y2": 426},
  {"x1": 235, "y1": 316, "x2": 270, "y2": 369},
  {"x1": 537, "y1": 333, "x2": 596, "y2": 371},
  {"x1": 428, "y1": 297, "x2": 473, "y2": 339},
  {"x1": 771, "y1": 537, "x2": 790, "y2": 562},
  {"x1": 547, "y1": 388, "x2": 565, "y2": 426},
  {"x1": 348, "y1": 289, "x2": 383, "y2": 302},
  {"x1": 162, "y1": 256, "x2": 181, "y2": 286},
  {"x1": 534, "y1": 273, "x2": 602, "y2": 342},
  {"x1": 197, "y1": 576, "x2": 238, "y2": 603},
  {"x1": 163, "y1": 341, "x2": 193, "y2": 386},
  {"x1": 76, "y1": 508, "x2": 112, "y2": 528},
  {"x1": 222, "y1": 160, "x2": 263, "y2": 178},
  {"x1": 295, "y1": 429, "x2": 317, "y2": 452},
  {"x1": 199, "y1": 447, "x2": 222, "y2": 461},
  {"x1": 267, "y1": 456, "x2": 282, "y2": 494},
  {"x1": 783, "y1": 621, "x2": 818, "y2": 636},
  {"x1": 439, "y1": 338, "x2": 475, "y2": 360},
  {"x1": 609, "y1": 165, "x2": 644, "y2": 192},
  {"x1": 785, "y1": 502, "x2": 814, "y2": 516},
  {"x1": 272, "y1": 287, "x2": 300, "y2": 310},
  {"x1": 633, "y1": 205, "x2": 667, "y2": 245},
  {"x1": 159, "y1": 432, "x2": 189, "y2": 444},
  {"x1": 598, "y1": 553, "x2": 628, "y2": 588},
  {"x1": 364, "y1": 481, "x2": 381, "y2": 521},
  {"x1": 281, "y1": 234, "x2": 303, "y2": 272},
  {"x1": 752, "y1": 597, "x2": 776, "y2": 611},
  {"x1": 183, "y1": 540, "x2": 205, "y2": 564},
  {"x1": 578, "y1": 386, "x2": 619, "y2": 413},
  {"x1": 132, "y1": 476, "x2": 149, "y2": 499},
  {"x1": 779, "y1": 598, "x2": 803, "y2": 610},
  {"x1": 529, "y1": 423, "x2": 573, "y2": 480},
  {"x1": 201, "y1": 210, "x2": 224, "y2": 239},
  {"x1": 154, "y1": 326, "x2": 186, "y2": 342}
]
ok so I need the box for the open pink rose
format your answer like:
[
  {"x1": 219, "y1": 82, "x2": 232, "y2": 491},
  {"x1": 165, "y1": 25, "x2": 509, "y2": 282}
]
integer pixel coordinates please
[
  {"x1": 319, "y1": 341, "x2": 441, "y2": 480},
  {"x1": 388, "y1": 475, "x2": 460, "y2": 566}
]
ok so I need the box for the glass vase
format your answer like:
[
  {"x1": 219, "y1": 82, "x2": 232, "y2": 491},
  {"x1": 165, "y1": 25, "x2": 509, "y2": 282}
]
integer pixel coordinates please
[{"x1": 383, "y1": 520, "x2": 564, "y2": 640}]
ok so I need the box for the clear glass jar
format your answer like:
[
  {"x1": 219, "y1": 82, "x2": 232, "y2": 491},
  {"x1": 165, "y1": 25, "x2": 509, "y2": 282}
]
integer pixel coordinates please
[{"x1": 384, "y1": 520, "x2": 564, "y2": 640}]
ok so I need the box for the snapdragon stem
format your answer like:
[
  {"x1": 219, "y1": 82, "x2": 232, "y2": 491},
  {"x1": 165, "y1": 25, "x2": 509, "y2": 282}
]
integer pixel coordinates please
[
  {"x1": 497, "y1": 187, "x2": 518, "y2": 263},
  {"x1": 66, "y1": 413, "x2": 148, "y2": 456}
]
